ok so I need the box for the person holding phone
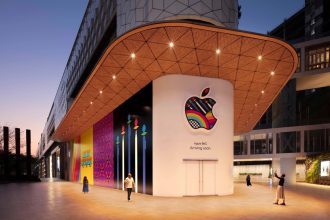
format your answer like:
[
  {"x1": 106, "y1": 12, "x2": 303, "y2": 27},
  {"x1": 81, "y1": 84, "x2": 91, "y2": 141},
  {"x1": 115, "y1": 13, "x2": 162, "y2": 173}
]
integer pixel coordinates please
[{"x1": 273, "y1": 171, "x2": 286, "y2": 205}]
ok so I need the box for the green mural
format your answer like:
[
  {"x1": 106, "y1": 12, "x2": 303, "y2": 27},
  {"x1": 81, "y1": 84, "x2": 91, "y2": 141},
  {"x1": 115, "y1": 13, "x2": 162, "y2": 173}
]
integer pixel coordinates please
[{"x1": 305, "y1": 153, "x2": 330, "y2": 185}]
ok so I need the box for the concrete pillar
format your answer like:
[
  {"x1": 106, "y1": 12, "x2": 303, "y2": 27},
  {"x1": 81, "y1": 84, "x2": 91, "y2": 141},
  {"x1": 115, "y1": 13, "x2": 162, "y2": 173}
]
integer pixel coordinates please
[
  {"x1": 26, "y1": 129, "x2": 31, "y2": 176},
  {"x1": 272, "y1": 158, "x2": 281, "y2": 174},
  {"x1": 280, "y1": 158, "x2": 296, "y2": 185},
  {"x1": 272, "y1": 131, "x2": 277, "y2": 155},
  {"x1": 15, "y1": 128, "x2": 21, "y2": 177},
  {"x1": 3, "y1": 126, "x2": 9, "y2": 177}
]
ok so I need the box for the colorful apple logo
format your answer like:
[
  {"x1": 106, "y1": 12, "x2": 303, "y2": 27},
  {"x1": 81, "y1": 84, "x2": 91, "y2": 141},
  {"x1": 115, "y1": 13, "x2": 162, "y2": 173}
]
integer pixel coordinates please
[{"x1": 185, "y1": 88, "x2": 217, "y2": 130}]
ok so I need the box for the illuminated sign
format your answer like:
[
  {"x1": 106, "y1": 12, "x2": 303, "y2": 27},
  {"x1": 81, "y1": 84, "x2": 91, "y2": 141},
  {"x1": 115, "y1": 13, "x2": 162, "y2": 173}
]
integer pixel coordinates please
[
  {"x1": 321, "y1": 161, "x2": 330, "y2": 177},
  {"x1": 185, "y1": 88, "x2": 217, "y2": 130}
]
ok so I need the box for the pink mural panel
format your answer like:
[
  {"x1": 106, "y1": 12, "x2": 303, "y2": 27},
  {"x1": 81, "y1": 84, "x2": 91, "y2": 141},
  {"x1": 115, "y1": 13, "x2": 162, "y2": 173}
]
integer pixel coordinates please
[{"x1": 93, "y1": 112, "x2": 114, "y2": 187}]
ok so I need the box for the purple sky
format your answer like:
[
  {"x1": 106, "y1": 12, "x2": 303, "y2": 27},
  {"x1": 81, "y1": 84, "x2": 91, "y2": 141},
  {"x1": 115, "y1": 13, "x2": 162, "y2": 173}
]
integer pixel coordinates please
[{"x1": 0, "y1": 0, "x2": 304, "y2": 156}]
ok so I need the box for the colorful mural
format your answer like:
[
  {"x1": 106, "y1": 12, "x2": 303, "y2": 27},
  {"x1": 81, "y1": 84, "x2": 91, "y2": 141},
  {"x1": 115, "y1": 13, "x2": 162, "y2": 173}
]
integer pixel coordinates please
[
  {"x1": 70, "y1": 137, "x2": 81, "y2": 181},
  {"x1": 68, "y1": 83, "x2": 152, "y2": 194},
  {"x1": 93, "y1": 112, "x2": 114, "y2": 187},
  {"x1": 80, "y1": 128, "x2": 94, "y2": 185},
  {"x1": 114, "y1": 83, "x2": 153, "y2": 195}
]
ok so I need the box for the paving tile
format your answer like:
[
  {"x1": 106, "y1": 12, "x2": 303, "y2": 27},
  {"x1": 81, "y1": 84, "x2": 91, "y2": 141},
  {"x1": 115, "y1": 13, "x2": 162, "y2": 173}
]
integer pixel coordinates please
[{"x1": 0, "y1": 182, "x2": 329, "y2": 220}]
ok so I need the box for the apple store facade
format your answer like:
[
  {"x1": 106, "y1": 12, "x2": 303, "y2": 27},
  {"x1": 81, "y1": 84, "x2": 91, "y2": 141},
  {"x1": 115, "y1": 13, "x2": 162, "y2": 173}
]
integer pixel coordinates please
[{"x1": 44, "y1": 22, "x2": 297, "y2": 197}]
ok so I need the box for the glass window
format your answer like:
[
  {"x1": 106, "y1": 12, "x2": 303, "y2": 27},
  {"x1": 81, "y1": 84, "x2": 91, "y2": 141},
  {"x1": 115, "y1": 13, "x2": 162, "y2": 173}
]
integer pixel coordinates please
[
  {"x1": 304, "y1": 129, "x2": 329, "y2": 153},
  {"x1": 295, "y1": 50, "x2": 301, "y2": 73},
  {"x1": 276, "y1": 131, "x2": 300, "y2": 153},
  {"x1": 305, "y1": 44, "x2": 330, "y2": 70},
  {"x1": 234, "y1": 136, "x2": 248, "y2": 155},
  {"x1": 250, "y1": 133, "x2": 272, "y2": 154}
]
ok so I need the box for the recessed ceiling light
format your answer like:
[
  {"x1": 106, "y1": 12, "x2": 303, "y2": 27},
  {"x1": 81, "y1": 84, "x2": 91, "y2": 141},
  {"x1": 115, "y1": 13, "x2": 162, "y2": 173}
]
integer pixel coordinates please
[
  {"x1": 261, "y1": 90, "x2": 265, "y2": 94},
  {"x1": 255, "y1": 103, "x2": 258, "y2": 107},
  {"x1": 90, "y1": 101, "x2": 93, "y2": 105},
  {"x1": 131, "y1": 53, "x2": 136, "y2": 59},
  {"x1": 99, "y1": 90, "x2": 103, "y2": 94},
  {"x1": 169, "y1": 42, "x2": 174, "y2": 48},
  {"x1": 112, "y1": 75, "x2": 116, "y2": 79},
  {"x1": 216, "y1": 49, "x2": 220, "y2": 54},
  {"x1": 271, "y1": 71, "x2": 275, "y2": 75},
  {"x1": 258, "y1": 55, "x2": 262, "y2": 60}
]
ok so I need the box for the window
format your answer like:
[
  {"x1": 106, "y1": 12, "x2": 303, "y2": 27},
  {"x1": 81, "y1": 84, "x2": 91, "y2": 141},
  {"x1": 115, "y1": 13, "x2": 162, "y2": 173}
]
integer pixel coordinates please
[
  {"x1": 250, "y1": 133, "x2": 273, "y2": 154},
  {"x1": 311, "y1": 28, "x2": 315, "y2": 36},
  {"x1": 234, "y1": 136, "x2": 248, "y2": 155},
  {"x1": 276, "y1": 131, "x2": 300, "y2": 153},
  {"x1": 304, "y1": 129, "x2": 330, "y2": 153},
  {"x1": 296, "y1": 50, "x2": 301, "y2": 72},
  {"x1": 305, "y1": 44, "x2": 330, "y2": 70}
]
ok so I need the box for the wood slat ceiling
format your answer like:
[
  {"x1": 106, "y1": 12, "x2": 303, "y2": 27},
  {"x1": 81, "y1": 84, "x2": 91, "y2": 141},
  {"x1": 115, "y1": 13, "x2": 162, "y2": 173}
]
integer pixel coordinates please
[{"x1": 53, "y1": 22, "x2": 298, "y2": 141}]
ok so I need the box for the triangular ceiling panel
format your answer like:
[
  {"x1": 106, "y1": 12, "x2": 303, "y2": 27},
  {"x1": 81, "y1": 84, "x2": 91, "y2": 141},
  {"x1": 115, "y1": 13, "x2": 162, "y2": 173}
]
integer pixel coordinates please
[
  {"x1": 192, "y1": 28, "x2": 216, "y2": 47},
  {"x1": 175, "y1": 29, "x2": 195, "y2": 48},
  {"x1": 53, "y1": 22, "x2": 297, "y2": 141}
]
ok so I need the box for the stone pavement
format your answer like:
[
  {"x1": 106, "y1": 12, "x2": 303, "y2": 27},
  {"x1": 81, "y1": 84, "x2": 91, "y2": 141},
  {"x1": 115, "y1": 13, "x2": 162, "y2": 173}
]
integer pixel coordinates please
[{"x1": 0, "y1": 181, "x2": 329, "y2": 220}]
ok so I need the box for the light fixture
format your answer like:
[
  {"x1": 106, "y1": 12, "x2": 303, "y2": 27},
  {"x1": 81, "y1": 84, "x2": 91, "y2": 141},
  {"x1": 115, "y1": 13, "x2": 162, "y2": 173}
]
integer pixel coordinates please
[
  {"x1": 99, "y1": 90, "x2": 103, "y2": 94},
  {"x1": 169, "y1": 42, "x2": 174, "y2": 48},
  {"x1": 131, "y1": 53, "x2": 136, "y2": 59},
  {"x1": 112, "y1": 75, "x2": 116, "y2": 79},
  {"x1": 90, "y1": 101, "x2": 93, "y2": 105},
  {"x1": 271, "y1": 71, "x2": 275, "y2": 75},
  {"x1": 255, "y1": 103, "x2": 258, "y2": 107},
  {"x1": 258, "y1": 55, "x2": 262, "y2": 60},
  {"x1": 261, "y1": 90, "x2": 265, "y2": 94},
  {"x1": 216, "y1": 49, "x2": 220, "y2": 54}
]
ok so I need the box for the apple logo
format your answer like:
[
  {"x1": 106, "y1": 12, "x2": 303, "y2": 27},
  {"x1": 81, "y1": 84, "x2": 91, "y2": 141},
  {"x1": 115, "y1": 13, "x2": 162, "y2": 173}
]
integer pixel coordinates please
[{"x1": 185, "y1": 88, "x2": 217, "y2": 130}]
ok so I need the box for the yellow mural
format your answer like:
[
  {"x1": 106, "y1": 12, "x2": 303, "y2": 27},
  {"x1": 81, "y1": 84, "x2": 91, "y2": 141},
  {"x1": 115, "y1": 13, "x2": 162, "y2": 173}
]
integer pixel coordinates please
[{"x1": 80, "y1": 128, "x2": 94, "y2": 185}]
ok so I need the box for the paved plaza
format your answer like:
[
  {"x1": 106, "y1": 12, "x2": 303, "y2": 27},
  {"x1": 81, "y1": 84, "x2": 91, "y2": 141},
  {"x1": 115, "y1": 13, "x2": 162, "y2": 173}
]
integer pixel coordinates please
[{"x1": 0, "y1": 181, "x2": 329, "y2": 220}]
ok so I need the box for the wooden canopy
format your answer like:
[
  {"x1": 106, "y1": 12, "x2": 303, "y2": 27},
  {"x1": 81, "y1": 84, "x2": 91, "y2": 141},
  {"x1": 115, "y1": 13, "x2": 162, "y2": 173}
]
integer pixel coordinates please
[{"x1": 53, "y1": 21, "x2": 298, "y2": 141}]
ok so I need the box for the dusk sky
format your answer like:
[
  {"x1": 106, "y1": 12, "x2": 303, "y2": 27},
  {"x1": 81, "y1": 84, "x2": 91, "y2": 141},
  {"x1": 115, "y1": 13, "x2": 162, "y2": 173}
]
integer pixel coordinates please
[{"x1": 0, "y1": 0, "x2": 304, "y2": 155}]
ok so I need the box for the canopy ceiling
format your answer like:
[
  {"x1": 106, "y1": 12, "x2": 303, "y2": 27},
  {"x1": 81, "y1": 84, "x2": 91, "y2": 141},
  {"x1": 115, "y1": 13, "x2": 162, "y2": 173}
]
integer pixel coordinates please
[{"x1": 53, "y1": 21, "x2": 297, "y2": 141}]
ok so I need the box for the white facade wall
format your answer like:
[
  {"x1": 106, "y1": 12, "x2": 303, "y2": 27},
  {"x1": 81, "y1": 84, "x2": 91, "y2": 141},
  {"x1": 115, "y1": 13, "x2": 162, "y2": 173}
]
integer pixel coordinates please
[
  {"x1": 152, "y1": 74, "x2": 234, "y2": 196},
  {"x1": 233, "y1": 165, "x2": 271, "y2": 183}
]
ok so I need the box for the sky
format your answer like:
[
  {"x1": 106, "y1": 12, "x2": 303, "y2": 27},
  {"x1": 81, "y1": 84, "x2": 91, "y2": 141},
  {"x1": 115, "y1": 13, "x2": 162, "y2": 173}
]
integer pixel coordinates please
[{"x1": 0, "y1": 0, "x2": 304, "y2": 156}]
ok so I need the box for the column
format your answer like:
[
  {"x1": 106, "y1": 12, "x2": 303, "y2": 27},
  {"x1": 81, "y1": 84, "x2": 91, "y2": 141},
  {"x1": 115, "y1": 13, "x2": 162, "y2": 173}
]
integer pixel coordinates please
[
  {"x1": 3, "y1": 126, "x2": 9, "y2": 177},
  {"x1": 280, "y1": 157, "x2": 296, "y2": 185},
  {"x1": 15, "y1": 128, "x2": 21, "y2": 177},
  {"x1": 26, "y1": 129, "x2": 31, "y2": 177},
  {"x1": 272, "y1": 131, "x2": 277, "y2": 155}
]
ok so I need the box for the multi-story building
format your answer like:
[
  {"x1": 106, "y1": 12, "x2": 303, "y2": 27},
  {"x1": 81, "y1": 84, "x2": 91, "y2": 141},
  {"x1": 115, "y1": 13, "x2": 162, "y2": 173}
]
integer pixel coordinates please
[
  {"x1": 38, "y1": 0, "x2": 298, "y2": 196},
  {"x1": 234, "y1": 0, "x2": 330, "y2": 185}
]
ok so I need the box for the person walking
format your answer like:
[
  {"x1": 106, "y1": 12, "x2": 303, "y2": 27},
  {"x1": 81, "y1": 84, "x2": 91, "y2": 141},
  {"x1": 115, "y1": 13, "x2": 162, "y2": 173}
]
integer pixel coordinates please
[
  {"x1": 124, "y1": 173, "x2": 135, "y2": 201},
  {"x1": 82, "y1": 176, "x2": 89, "y2": 194},
  {"x1": 246, "y1": 174, "x2": 252, "y2": 186},
  {"x1": 273, "y1": 171, "x2": 286, "y2": 205}
]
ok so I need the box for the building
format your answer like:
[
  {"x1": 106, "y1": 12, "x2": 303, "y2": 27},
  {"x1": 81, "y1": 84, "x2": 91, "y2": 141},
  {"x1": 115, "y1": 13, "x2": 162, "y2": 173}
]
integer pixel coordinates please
[
  {"x1": 37, "y1": 0, "x2": 297, "y2": 196},
  {"x1": 234, "y1": 0, "x2": 330, "y2": 185}
]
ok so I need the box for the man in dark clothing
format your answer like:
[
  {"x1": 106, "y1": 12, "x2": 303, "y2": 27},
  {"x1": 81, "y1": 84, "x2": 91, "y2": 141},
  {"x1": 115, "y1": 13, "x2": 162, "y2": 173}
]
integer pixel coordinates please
[
  {"x1": 246, "y1": 175, "x2": 252, "y2": 186},
  {"x1": 273, "y1": 172, "x2": 286, "y2": 205}
]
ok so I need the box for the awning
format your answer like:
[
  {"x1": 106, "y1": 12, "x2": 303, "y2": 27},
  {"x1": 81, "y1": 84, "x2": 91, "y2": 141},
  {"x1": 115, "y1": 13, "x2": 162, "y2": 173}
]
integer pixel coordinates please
[{"x1": 53, "y1": 21, "x2": 298, "y2": 141}]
